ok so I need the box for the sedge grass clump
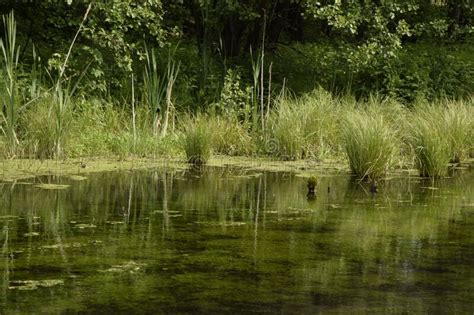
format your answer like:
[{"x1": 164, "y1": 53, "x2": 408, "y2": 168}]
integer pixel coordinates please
[
  {"x1": 182, "y1": 115, "x2": 213, "y2": 164},
  {"x1": 440, "y1": 99, "x2": 473, "y2": 163},
  {"x1": 269, "y1": 89, "x2": 340, "y2": 160},
  {"x1": 341, "y1": 111, "x2": 398, "y2": 180},
  {"x1": 22, "y1": 94, "x2": 73, "y2": 159},
  {"x1": 269, "y1": 98, "x2": 305, "y2": 160},
  {"x1": 299, "y1": 89, "x2": 341, "y2": 158},
  {"x1": 207, "y1": 115, "x2": 255, "y2": 156},
  {"x1": 408, "y1": 105, "x2": 451, "y2": 177}
]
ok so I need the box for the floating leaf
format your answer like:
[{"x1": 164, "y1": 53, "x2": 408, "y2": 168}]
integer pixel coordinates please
[
  {"x1": 68, "y1": 175, "x2": 88, "y2": 181},
  {"x1": 34, "y1": 184, "x2": 70, "y2": 190}
]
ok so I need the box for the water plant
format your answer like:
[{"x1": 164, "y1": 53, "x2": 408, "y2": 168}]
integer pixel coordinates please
[{"x1": 341, "y1": 110, "x2": 398, "y2": 180}]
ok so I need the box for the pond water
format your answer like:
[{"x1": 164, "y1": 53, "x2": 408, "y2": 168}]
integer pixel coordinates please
[{"x1": 0, "y1": 166, "x2": 473, "y2": 313}]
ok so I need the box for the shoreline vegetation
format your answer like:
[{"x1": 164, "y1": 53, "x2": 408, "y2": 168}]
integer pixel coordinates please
[
  {"x1": 1, "y1": 83, "x2": 473, "y2": 181},
  {"x1": 0, "y1": 9, "x2": 473, "y2": 181},
  {"x1": 1, "y1": 154, "x2": 473, "y2": 183}
]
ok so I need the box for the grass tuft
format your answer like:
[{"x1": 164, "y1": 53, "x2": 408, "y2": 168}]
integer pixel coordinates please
[
  {"x1": 341, "y1": 110, "x2": 399, "y2": 180},
  {"x1": 269, "y1": 89, "x2": 339, "y2": 160},
  {"x1": 182, "y1": 114, "x2": 213, "y2": 164},
  {"x1": 207, "y1": 115, "x2": 255, "y2": 156},
  {"x1": 408, "y1": 104, "x2": 451, "y2": 177}
]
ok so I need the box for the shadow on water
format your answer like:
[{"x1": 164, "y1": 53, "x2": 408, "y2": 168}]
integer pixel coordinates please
[{"x1": 0, "y1": 166, "x2": 473, "y2": 313}]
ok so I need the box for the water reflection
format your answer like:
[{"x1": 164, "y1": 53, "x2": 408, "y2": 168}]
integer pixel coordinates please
[{"x1": 0, "y1": 166, "x2": 473, "y2": 313}]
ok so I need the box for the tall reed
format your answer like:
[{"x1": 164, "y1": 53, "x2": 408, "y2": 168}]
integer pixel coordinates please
[
  {"x1": 50, "y1": 4, "x2": 91, "y2": 158},
  {"x1": 143, "y1": 47, "x2": 180, "y2": 138},
  {"x1": 0, "y1": 12, "x2": 20, "y2": 157},
  {"x1": 144, "y1": 47, "x2": 166, "y2": 136}
]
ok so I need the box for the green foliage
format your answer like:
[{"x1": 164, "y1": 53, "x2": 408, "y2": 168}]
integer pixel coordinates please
[
  {"x1": 271, "y1": 42, "x2": 473, "y2": 101},
  {"x1": 0, "y1": 2, "x2": 471, "y2": 181},
  {"x1": 214, "y1": 69, "x2": 251, "y2": 120}
]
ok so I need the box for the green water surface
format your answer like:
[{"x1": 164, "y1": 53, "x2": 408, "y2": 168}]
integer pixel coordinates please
[{"x1": 0, "y1": 166, "x2": 473, "y2": 313}]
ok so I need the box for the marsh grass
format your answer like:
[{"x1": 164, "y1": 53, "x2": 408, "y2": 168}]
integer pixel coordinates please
[
  {"x1": 22, "y1": 94, "x2": 73, "y2": 159},
  {"x1": 341, "y1": 110, "x2": 399, "y2": 180},
  {"x1": 408, "y1": 104, "x2": 451, "y2": 177},
  {"x1": 182, "y1": 115, "x2": 213, "y2": 164},
  {"x1": 269, "y1": 97, "x2": 305, "y2": 160},
  {"x1": 441, "y1": 99, "x2": 473, "y2": 163},
  {"x1": 269, "y1": 89, "x2": 340, "y2": 160},
  {"x1": 206, "y1": 115, "x2": 255, "y2": 156}
]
